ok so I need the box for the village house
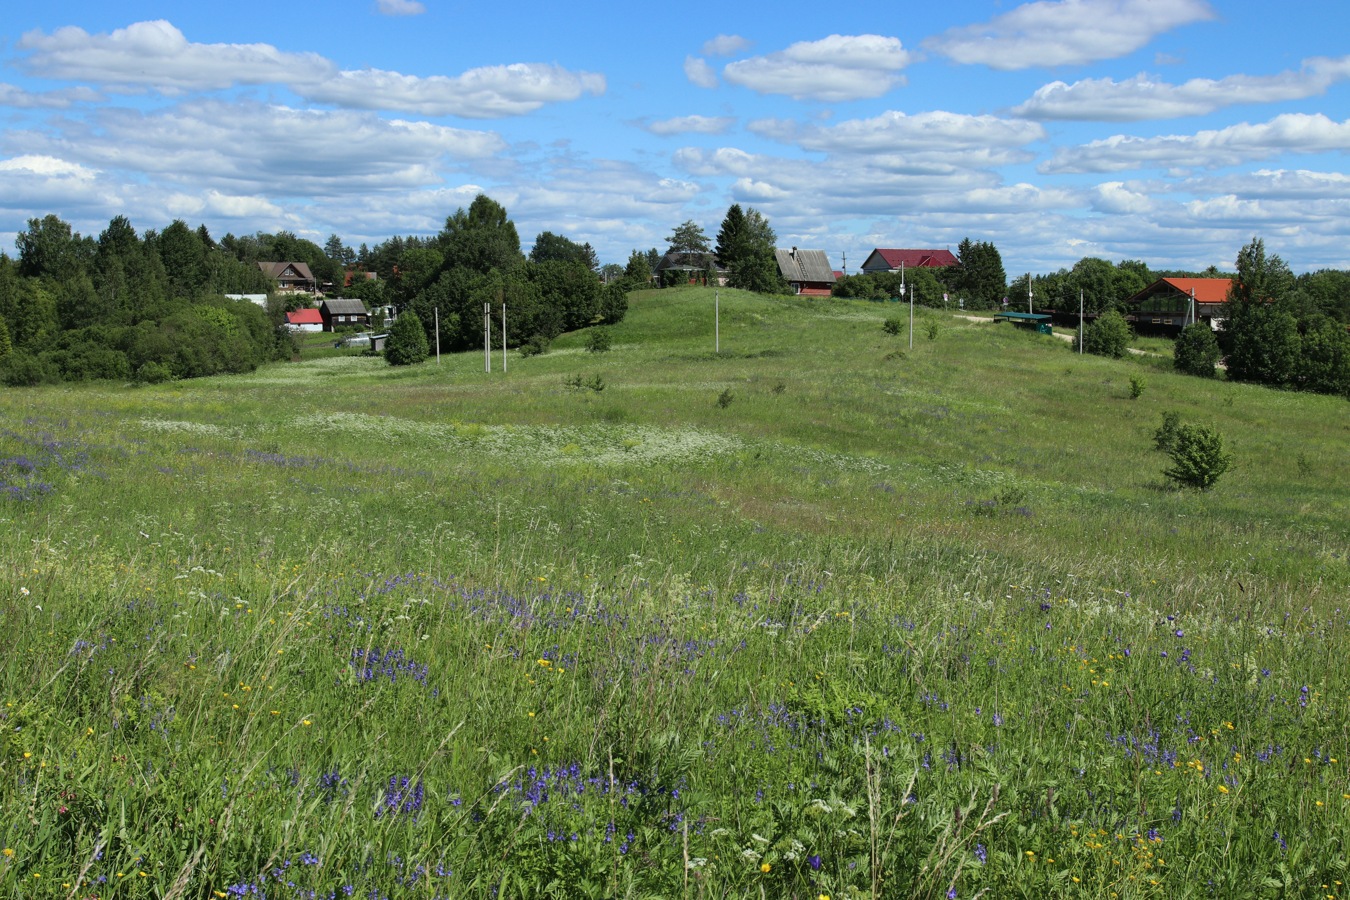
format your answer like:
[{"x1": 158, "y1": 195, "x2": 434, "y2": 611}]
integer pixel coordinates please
[
  {"x1": 285, "y1": 308, "x2": 324, "y2": 332},
  {"x1": 1125, "y1": 278, "x2": 1233, "y2": 331},
  {"x1": 258, "y1": 261, "x2": 317, "y2": 294},
  {"x1": 653, "y1": 250, "x2": 726, "y2": 286},
  {"x1": 319, "y1": 298, "x2": 371, "y2": 331},
  {"x1": 774, "y1": 248, "x2": 836, "y2": 296},
  {"x1": 859, "y1": 248, "x2": 958, "y2": 276}
]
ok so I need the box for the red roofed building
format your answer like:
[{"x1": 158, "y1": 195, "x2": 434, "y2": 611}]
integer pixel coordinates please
[
  {"x1": 860, "y1": 248, "x2": 959, "y2": 275},
  {"x1": 285, "y1": 308, "x2": 324, "y2": 332},
  {"x1": 1125, "y1": 277, "x2": 1233, "y2": 330}
]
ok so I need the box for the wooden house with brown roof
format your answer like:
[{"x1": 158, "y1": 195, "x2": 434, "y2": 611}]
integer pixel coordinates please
[
  {"x1": 774, "y1": 248, "x2": 836, "y2": 296},
  {"x1": 258, "y1": 261, "x2": 317, "y2": 294},
  {"x1": 319, "y1": 298, "x2": 370, "y2": 331}
]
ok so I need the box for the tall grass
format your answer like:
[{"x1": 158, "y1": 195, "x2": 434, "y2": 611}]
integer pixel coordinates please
[{"x1": 1, "y1": 288, "x2": 1346, "y2": 898}]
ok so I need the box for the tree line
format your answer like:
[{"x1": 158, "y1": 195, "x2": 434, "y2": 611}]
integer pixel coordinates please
[
  {"x1": 0, "y1": 215, "x2": 294, "y2": 385},
  {"x1": 0, "y1": 195, "x2": 631, "y2": 382}
]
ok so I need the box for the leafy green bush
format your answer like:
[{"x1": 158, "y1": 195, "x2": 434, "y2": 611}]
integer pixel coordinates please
[
  {"x1": 585, "y1": 327, "x2": 612, "y2": 353},
  {"x1": 598, "y1": 282, "x2": 629, "y2": 325},
  {"x1": 563, "y1": 373, "x2": 604, "y2": 392},
  {"x1": 518, "y1": 334, "x2": 551, "y2": 357},
  {"x1": 1, "y1": 351, "x2": 61, "y2": 386},
  {"x1": 1164, "y1": 423, "x2": 1233, "y2": 490},
  {"x1": 1080, "y1": 309, "x2": 1132, "y2": 357},
  {"x1": 1153, "y1": 411, "x2": 1182, "y2": 452},
  {"x1": 1294, "y1": 317, "x2": 1350, "y2": 395},
  {"x1": 136, "y1": 361, "x2": 174, "y2": 384},
  {"x1": 1129, "y1": 375, "x2": 1146, "y2": 399},
  {"x1": 1173, "y1": 322, "x2": 1221, "y2": 377},
  {"x1": 384, "y1": 312, "x2": 429, "y2": 366},
  {"x1": 882, "y1": 317, "x2": 902, "y2": 335},
  {"x1": 716, "y1": 388, "x2": 734, "y2": 408}
]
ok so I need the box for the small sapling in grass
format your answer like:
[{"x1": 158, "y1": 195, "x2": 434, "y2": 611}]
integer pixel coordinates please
[{"x1": 1164, "y1": 423, "x2": 1233, "y2": 491}]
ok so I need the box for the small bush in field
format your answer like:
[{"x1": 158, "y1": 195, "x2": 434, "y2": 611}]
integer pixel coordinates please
[
  {"x1": 586, "y1": 327, "x2": 612, "y2": 353},
  {"x1": 520, "y1": 334, "x2": 551, "y2": 357},
  {"x1": 1129, "y1": 375, "x2": 1146, "y2": 399},
  {"x1": 1164, "y1": 423, "x2": 1233, "y2": 490},
  {"x1": 1080, "y1": 309, "x2": 1132, "y2": 358},
  {"x1": 883, "y1": 317, "x2": 902, "y2": 335},
  {"x1": 1153, "y1": 411, "x2": 1182, "y2": 452}
]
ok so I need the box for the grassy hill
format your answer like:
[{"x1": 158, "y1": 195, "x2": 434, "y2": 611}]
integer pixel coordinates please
[{"x1": 1, "y1": 287, "x2": 1347, "y2": 898}]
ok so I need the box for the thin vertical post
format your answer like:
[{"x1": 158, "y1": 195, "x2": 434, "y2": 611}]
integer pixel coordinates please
[
  {"x1": 435, "y1": 307, "x2": 440, "y2": 364},
  {"x1": 484, "y1": 303, "x2": 490, "y2": 373},
  {"x1": 908, "y1": 283, "x2": 914, "y2": 350},
  {"x1": 1078, "y1": 289, "x2": 1084, "y2": 353},
  {"x1": 715, "y1": 289, "x2": 720, "y2": 354},
  {"x1": 502, "y1": 303, "x2": 507, "y2": 372}
]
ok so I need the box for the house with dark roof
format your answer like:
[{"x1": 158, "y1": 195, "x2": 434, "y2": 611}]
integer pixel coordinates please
[
  {"x1": 774, "y1": 248, "x2": 836, "y2": 297},
  {"x1": 859, "y1": 248, "x2": 958, "y2": 275},
  {"x1": 1125, "y1": 278, "x2": 1232, "y2": 330},
  {"x1": 319, "y1": 298, "x2": 370, "y2": 331},
  {"x1": 258, "y1": 261, "x2": 317, "y2": 293},
  {"x1": 653, "y1": 250, "x2": 726, "y2": 285}
]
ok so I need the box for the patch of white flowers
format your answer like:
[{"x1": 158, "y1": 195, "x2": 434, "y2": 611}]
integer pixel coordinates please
[{"x1": 289, "y1": 412, "x2": 744, "y2": 468}]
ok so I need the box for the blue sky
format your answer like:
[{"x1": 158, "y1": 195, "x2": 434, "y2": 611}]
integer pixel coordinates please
[{"x1": 2, "y1": 0, "x2": 1348, "y2": 276}]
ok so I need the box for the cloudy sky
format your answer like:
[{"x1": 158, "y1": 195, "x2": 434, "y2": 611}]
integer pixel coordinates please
[{"x1": 2, "y1": 0, "x2": 1348, "y2": 276}]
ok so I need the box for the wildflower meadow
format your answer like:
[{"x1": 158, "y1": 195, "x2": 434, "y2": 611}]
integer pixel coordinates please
[{"x1": 1, "y1": 287, "x2": 1347, "y2": 899}]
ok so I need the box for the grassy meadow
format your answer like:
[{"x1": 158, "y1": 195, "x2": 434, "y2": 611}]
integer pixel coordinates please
[{"x1": 1, "y1": 286, "x2": 1348, "y2": 899}]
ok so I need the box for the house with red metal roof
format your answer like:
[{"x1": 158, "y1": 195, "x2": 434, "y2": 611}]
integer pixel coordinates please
[
  {"x1": 285, "y1": 308, "x2": 324, "y2": 332},
  {"x1": 859, "y1": 248, "x2": 958, "y2": 275},
  {"x1": 1125, "y1": 277, "x2": 1233, "y2": 330}
]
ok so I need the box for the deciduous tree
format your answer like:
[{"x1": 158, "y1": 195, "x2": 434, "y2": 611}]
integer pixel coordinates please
[
  {"x1": 1173, "y1": 322, "x2": 1221, "y2": 377},
  {"x1": 384, "y1": 308, "x2": 429, "y2": 366}
]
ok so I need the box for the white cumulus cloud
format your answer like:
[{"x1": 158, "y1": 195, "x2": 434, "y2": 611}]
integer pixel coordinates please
[
  {"x1": 1014, "y1": 56, "x2": 1350, "y2": 120},
  {"x1": 376, "y1": 0, "x2": 426, "y2": 15},
  {"x1": 752, "y1": 110, "x2": 1045, "y2": 154},
  {"x1": 1091, "y1": 181, "x2": 1156, "y2": 214},
  {"x1": 723, "y1": 34, "x2": 911, "y2": 102},
  {"x1": 18, "y1": 20, "x2": 332, "y2": 92},
  {"x1": 643, "y1": 115, "x2": 736, "y2": 136},
  {"x1": 702, "y1": 34, "x2": 750, "y2": 57},
  {"x1": 684, "y1": 56, "x2": 718, "y2": 89},
  {"x1": 16, "y1": 20, "x2": 605, "y2": 118},
  {"x1": 1043, "y1": 113, "x2": 1350, "y2": 173},
  {"x1": 925, "y1": 0, "x2": 1215, "y2": 70},
  {"x1": 7, "y1": 99, "x2": 506, "y2": 196},
  {"x1": 306, "y1": 64, "x2": 606, "y2": 118},
  {"x1": 0, "y1": 82, "x2": 102, "y2": 109}
]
